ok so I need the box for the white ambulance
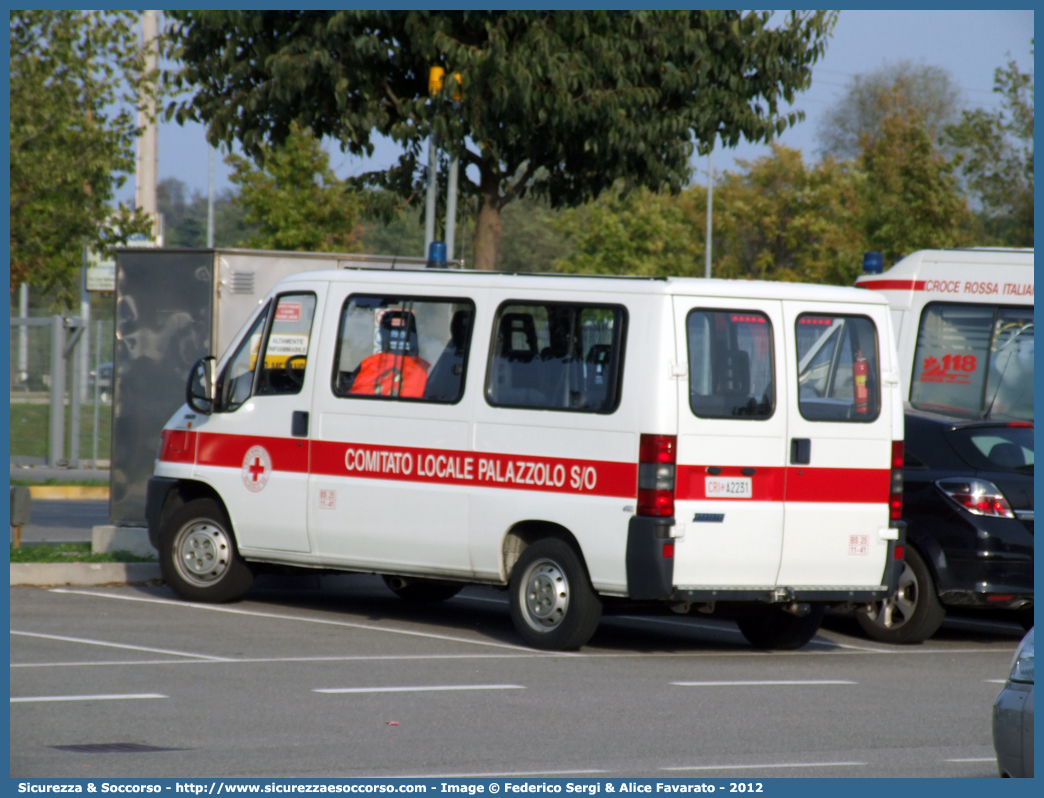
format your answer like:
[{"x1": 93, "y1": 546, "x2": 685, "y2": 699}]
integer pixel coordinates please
[
  {"x1": 147, "y1": 268, "x2": 906, "y2": 651},
  {"x1": 856, "y1": 248, "x2": 1033, "y2": 421}
]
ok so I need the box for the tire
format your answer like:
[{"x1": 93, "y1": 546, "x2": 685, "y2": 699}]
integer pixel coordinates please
[
  {"x1": 736, "y1": 603, "x2": 826, "y2": 650},
  {"x1": 856, "y1": 546, "x2": 945, "y2": 644},
  {"x1": 1016, "y1": 608, "x2": 1034, "y2": 631},
  {"x1": 508, "y1": 538, "x2": 602, "y2": 651},
  {"x1": 382, "y1": 575, "x2": 464, "y2": 602},
  {"x1": 160, "y1": 498, "x2": 254, "y2": 603}
]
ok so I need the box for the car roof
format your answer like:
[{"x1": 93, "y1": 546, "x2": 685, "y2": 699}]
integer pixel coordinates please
[{"x1": 277, "y1": 267, "x2": 891, "y2": 306}]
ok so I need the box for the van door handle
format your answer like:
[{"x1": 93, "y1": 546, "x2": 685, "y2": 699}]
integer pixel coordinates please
[
  {"x1": 291, "y1": 411, "x2": 309, "y2": 438},
  {"x1": 790, "y1": 438, "x2": 811, "y2": 465}
]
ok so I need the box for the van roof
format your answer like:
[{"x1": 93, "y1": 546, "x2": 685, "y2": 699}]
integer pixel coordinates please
[
  {"x1": 873, "y1": 248, "x2": 1035, "y2": 278},
  {"x1": 278, "y1": 267, "x2": 890, "y2": 306}
]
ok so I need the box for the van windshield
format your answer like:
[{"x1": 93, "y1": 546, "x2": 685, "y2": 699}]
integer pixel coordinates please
[{"x1": 910, "y1": 303, "x2": 1033, "y2": 421}]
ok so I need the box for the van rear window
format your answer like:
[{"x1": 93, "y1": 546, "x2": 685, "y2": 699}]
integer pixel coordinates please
[
  {"x1": 910, "y1": 303, "x2": 1033, "y2": 421},
  {"x1": 485, "y1": 302, "x2": 625, "y2": 413},
  {"x1": 686, "y1": 310, "x2": 775, "y2": 419},
  {"x1": 796, "y1": 314, "x2": 880, "y2": 422},
  {"x1": 332, "y1": 295, "x2": 475, "y2": 403}
]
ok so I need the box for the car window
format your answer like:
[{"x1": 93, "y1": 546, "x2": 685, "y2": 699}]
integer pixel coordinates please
[
  {"x1": 486, "y1": 302, "x2": 625, "y2": 413},
  {"x1": 332, "y1": 295, "x2": 474, "y2": 403},
  {"x1": 910, "y1": 303, "x2": 1033, "y2": 421},
  {"x1": 796, "y1": 314, "x2": 880, "y2": 422},
  {"x1": 217, "y1": 302, "x2": 270, "y2": 412},
  {"x1": 947, "y1": 425, "x2": 1034, "y2": 473},
  {"x1": 255, "y1": 293, "x2": 317, "y2": 396},
  {"x1": 686, "y1": 309, "x2": 774, "y2": 419}
]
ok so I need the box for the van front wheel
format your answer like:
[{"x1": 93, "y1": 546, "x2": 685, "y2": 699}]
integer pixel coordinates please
[
  {"x1": 160, "y1": 498, "x2": 254, "y2": 603},
  {"x1": 509, "y1": 538, "x2": 602, "y2": 651}
]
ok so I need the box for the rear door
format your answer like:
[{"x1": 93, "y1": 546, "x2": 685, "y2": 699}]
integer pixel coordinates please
[
  {"x1": 672, "y1": 297, "x2": 787, "y2": 587},
  {"x1": 779, "y1": 302, "x2": 893, "y2": 587}
]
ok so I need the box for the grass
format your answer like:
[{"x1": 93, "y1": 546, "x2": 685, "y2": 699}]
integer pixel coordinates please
[
  {"x1": 9, "y1": 402, "x2": 112, "y2": 461},
  {"x1": 9, "y1": 543, "x2": 156, "y2": 564}
]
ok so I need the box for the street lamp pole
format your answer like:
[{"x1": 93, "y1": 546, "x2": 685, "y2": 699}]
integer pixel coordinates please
[{"x1": 705, "y1": 147, "x2": 713, "y2": 279}]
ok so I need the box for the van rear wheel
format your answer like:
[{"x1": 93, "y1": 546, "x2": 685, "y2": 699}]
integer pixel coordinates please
[
  {"x1": 160, "y1": 498, "x2": 253, "y2": 603},
  {"x1": 509, "y1": 538, "x2": 602, "y2": 651},
  {"x1": 856, "y1": 546, "x2": 944, "y2": 644},
  {"x1": 737, "y1": 603, "x2": 825, "y2": 650}
]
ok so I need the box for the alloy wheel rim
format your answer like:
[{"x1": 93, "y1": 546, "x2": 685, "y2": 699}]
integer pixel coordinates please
[{"x1": 868, "y1": 560, "x2": 918, "y2": 629}]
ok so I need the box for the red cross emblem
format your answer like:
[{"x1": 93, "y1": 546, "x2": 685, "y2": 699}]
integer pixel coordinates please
[{"x1": 241, "y1": 445, "x2": 272, "y2": 492}]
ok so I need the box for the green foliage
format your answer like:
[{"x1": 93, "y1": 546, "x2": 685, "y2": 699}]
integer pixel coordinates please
[
  {"x1": 817, "y1": 61, "x2": 962, "y2": 159},
  {"x1": 9, "y1": 543, "x2": 156, "y2": 564},
  {"x1": 168, "y1": 10, "x2": 836, "y2": 268},
  {"x1": 9, "y1": 11, "x2": 157, "y2": 306},
  {"x1": 158, "y1": 178, "x2": 257, "y2": 248},
  {"x1": 226, "y1": 124, "x2": 364, "y2": 252},
  {"x1": 946, "y1": 47, "x2": 1034, "y2": 246},
  {"x1": 552, "y1": 185, "x2": 702, "y2": 277},
  {"x1": 713, "y1": 145, "x2": 866, "y2": 284},
  {"x1": 860, "y1": 107, "x2": 972, "y2": 265}
]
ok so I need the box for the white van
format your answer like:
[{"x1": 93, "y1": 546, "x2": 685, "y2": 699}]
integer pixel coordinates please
[
  {"x1": 856, "y1": 248, "x2": 1034, "y2": 421},
  {"x1": 147, "y1": 269, "x2": 905, "y2": 651}
]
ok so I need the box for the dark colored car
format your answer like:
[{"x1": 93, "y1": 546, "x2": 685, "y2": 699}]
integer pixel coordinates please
[
  {"x1": 993, "y1": 626, "x2": 1034, "y2": 777},
  {"x1": 857, "y1": 410, "x2": 1033, "y2": 643}
]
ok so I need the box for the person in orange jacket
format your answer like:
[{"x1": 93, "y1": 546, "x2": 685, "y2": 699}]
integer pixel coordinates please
[{"x1": 350, "y1": 310, "x2": 430, "y2": 398}]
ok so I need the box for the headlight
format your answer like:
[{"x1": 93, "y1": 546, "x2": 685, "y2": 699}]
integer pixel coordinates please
[
  {"x1": 1008, "y1": 627, "x2": 1034, "y2": 683},
  {"x1": 936, "y1": 478, "x2": 1015, "y2": 518}
]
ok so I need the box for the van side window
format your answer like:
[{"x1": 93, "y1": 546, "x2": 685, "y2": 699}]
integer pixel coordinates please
[
  {"x1": 486, "y1": 302, "x2": 625, "y2": 413},
  {"x1": 686, "y1": 310, "x2": 775, "y2": 419},
  {"x1": 910, "y1": 302, "x2": 1034, "y2": 420},
  {"x1": 796, "y1": 314, "x2": 880, "y2": 422},
  {"x1": 216, "y1": 302, "x2": 270, "y2": 412},
  {"x1": 255, "y1": 293, "x2": 317, "y2": 396},
  {"x1": 332, "y1": 295, "x2": 474, "y2": 403}
]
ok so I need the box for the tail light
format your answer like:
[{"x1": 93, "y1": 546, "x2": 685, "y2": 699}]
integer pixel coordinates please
[
  {"x1": 936, "y1": 479, "x2": 1015, "y2": 518},
  {"x1": 637, "y1": 433, "x2": 676, "y2": 517},
  {"x1": 889, "y1": 440, "x2": 904, "y2": 521}
]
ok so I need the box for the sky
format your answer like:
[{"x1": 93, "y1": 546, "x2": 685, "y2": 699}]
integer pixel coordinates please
[{"x1": 116, "y1": 9, "x2": 1035, "y2": 204}]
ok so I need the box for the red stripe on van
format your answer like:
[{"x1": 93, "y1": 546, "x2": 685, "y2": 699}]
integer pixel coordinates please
[
  {"x1": 858, "y1": 279, "x2": 926, "y2": 291},
  {"x1": 675, "y1": 464, "x2": 889, "y2": 503},
  {"x1": 159, "y1": 429, "x2": 197, "y2": 464},
  {"x1": 195, "y1": 432, "x2": 309, "y2": 473},
  {"x1": 312, "y1": 440, "x2": 637, "y2": 498}
]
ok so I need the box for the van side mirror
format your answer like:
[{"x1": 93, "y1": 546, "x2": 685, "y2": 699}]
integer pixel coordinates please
[{"x1": 186, "y1": 356, "x2": 217, "y2": 415}]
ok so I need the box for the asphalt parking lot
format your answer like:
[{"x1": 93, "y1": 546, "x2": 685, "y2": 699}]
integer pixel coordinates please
[{"x1": 9, "y1": 575, "x2": 1024, "y2": 779}]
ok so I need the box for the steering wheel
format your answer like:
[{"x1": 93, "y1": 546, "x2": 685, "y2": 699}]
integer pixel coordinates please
[{"x1": 284, "y1": 355, "x2": 307, "y2": 388}]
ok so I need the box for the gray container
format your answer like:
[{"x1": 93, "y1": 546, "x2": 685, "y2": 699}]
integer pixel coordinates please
[{"x1": 110, "y1": 248, "x2": 427, "y2": 527}]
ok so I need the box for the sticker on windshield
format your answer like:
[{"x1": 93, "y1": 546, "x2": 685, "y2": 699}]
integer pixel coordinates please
[{"x1": 705, "y1": 476, "x2": 752, "y2": 499}]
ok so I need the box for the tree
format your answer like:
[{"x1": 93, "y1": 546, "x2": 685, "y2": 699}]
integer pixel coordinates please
[
  {"x1": 157, "y1": 177, "x2": 257, "y2": 248},
  {"x1": 552, "y1": 185, "x2": 703, "y2": 277},
  {"x1": 552, "y1": 145, "x2": 865, "y2": 284},
  {"x1": 818, "y1": 61, "x2": 962, "y2": 159},
  {"x1": 859, "y1": 105, "x2": 972, "y2": 265},
  {"x1": 712, "y1": 145, "x2": 865, "y2": 284},
  {"x1": 946, "y1": 48, "x2": 1034, "y2": 246},
  {"x1": 226, "y1": 124, "x2": 364, "y2": 252},
  {"x1": 168, "y1": 10, "x2": 836, "y2": 270},
  {"x1": 9, "y1": 11, "x2": 156, "y2": 305}
]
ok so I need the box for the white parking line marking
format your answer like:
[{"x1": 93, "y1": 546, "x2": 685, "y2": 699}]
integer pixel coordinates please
[
  {"x1": 946, "y1": 757, "x2": 996, "y2": 763},
  {"x1": 11, "y1": 630, "x2": 231, "y2": 661},
  {"x1": 983, "y1": 679, "x2": 1007, "y2": 684},
  {"x1": 672, "y1": 680, "x2": 857, "y2": 687},
  {"x1": 315, "y1": 684, "x2": 524, "y2": 694},
  {"x1": 11, "y1": 693, "x2": 167, "y2": 703},
  {"x1": 663, "y1": 761, "x2": 866, "y2": 771},
  {"x1": 49, "y1": 589, "x2": 537, "y2": 652}
]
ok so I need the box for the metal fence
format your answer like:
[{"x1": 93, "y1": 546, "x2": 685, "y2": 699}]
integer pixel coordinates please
[{"x1": 10, "y1": 316, "x2": 114, "y2": 468}]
